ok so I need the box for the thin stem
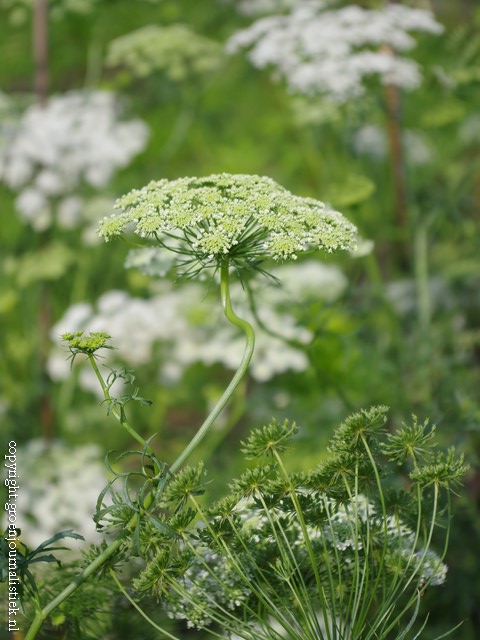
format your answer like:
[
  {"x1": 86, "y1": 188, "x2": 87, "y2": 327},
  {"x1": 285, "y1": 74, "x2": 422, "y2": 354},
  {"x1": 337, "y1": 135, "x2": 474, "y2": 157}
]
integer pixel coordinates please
[
  {"x1": 414, "y1": 222, "x2": 431, "y2": 335},
  {"x1": 88, "y1": 355, "x2": 154, "y2": 455},
  {"x1": 384, "y1": 77, "x2": 407, "y2": 232},
  {"x1": 272, "y1": 451, "x2": 334, "y2": 640},
  {"x1": 169, "y1": 258, "x2": 255, "y2": 474},
  {"x1": 413, "y1": 216, "x2": 435, "y2": 404},
  {"x1": 83, "y1": 19, "x2": 104, "y2": 89},
  {"x1": 193, "y1": 377, "x2": 248, "y2": 461},
  {"x1": 186, "y1": 495, "x2": 300, "y2": 637},
  {"x1": 110, "y1": 571, "x2": 180, "y2": 640},
  {"x1": 357, "y1": 435, "x2": 390, "y2": 630}
]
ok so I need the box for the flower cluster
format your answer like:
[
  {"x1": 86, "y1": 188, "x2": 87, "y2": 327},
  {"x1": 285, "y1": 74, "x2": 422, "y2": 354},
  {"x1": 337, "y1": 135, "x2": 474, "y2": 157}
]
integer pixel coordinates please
[
  {"x1": 227, "y1": 1, "x2": 444, "y2": 102},
  {"x1": 0, "y1": 91, "x2": 149, "y2": 230},
  {"x1": 133, "y1": 408, "x2": 460, "y2": 637},
  {"x1": 98, "y1": 173, "x2": 357, "y2": 275},
  {"x1": 162, "y1": 490, "x2": 447, "y2": 631},
  {"x1": 107, "y1": 24, "x2": 222, "y2": 83},
  {"x1": 163, "y1": 548, "x2": 250, "y2": 629},
  {"x1": 47, "y1": 260, "x2": 348, "y2": 390}
]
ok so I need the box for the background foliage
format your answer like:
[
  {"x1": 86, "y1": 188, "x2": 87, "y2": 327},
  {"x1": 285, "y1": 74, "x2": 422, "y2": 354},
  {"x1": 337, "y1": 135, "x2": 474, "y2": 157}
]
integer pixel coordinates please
[{"x1": 0, "y1": 0, "x2": 479, "y2": 638}]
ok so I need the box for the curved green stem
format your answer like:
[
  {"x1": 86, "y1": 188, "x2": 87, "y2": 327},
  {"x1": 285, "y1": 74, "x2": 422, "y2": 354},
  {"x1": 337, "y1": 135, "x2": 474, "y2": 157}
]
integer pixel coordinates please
[
  {"x1": 25, "y1": 259, "x2": 254, "y2": 638},
  {"x1": 169, "y1": 258, "x2": 255, "y2": 474}
]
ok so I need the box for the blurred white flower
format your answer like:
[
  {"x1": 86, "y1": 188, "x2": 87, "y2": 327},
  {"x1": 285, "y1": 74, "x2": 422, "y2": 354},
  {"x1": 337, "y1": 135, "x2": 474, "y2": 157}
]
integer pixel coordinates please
[
  {"x1": 7, "y1": 440, "x2": 107, "y2": 550},
  {"x1": 459, "y1": 113, "x2": 480, "y2": 144},
  {"x1": 35, "y1": 169, "x2": 64, "y2": 196},
  {"x1": 106, "y1": 24, "x2": 222, "y2": 83},
  {"x1": 352, "y1": 124, "x2": 388, "y2": 158},
  {"x1": 15, "y1": 187, "x2": 51, "y2": 230},
  {"x1": 265, "y1": 260, "x2": 348, "y2": 303},
  {"x1": 404, "y1": 130, "x2": 433, "y2": 166},
  {"x1": 48, "y1": 260, "x2": 347, "y2": 392},
  {"x1": 2, "y1": 157, "x2": 33, "y2": 186},
  {"x1": 0, "y1": 90, "x2": 149, "y2": 230},
  {"x1": 386, "y1": 276, "x2": 453, "y2": 316},
  {"x1": 52, "y1": 301, "x2": 93, "y2": 338},
  {"x1": 350, "y1": 237, "x2": 374, "y2": 258},
  {"x1": 353, "y1": 124, "x2": 432, "y2": 166},
  {"x1": 57, "y1": 195, "x2": 83, "y2": 229},
  {"x1": 227, "y1": 1, "x2": 443, "y2": 102}
]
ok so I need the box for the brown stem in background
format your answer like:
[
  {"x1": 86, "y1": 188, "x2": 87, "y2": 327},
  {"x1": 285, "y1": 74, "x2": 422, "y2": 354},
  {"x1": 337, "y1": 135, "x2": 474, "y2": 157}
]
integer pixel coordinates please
[
  {"x1": 382, "y1": 2, "x2": 409, "y2": 268},
  {"x1": 34, "y1": 0, "x2": 54, "y2": 439},
  {"x1": 33, "y1": 0, "x2": 49, "y2": 105},
  {"x1": 38, "y1": 280, "x2": 54, "y2": 440},
  {"x1": 384, "y1": 78, "x2": 407, "y2": 232}
]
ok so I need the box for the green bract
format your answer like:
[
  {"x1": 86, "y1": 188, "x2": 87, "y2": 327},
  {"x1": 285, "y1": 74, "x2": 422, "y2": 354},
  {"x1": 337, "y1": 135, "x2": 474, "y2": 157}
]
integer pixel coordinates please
[{"x1": 98, "y1": 174, "x2": 357, "y2": 277}]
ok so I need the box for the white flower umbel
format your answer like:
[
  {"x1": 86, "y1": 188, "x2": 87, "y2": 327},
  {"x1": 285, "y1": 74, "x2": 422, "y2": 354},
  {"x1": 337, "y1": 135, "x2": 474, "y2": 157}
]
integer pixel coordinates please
[
  {"x1": 0, "y1": 91, "x2": 149, "y2": 230},
  {"x1": 227, "y1": 0, "x2": 444, "y2": 102},
  {"x1": 107, "y1": 24, "x2": 222, "y2": 82},
  {"x1": 48, "y1": 259, "x2": 347, "y2": 390},
  {"x1": 99, "y1": 173, "x2": 357, "y2": 277}
]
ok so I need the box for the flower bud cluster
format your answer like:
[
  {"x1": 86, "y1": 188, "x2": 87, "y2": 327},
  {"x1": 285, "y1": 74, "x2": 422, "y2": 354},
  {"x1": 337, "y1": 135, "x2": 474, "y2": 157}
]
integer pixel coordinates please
[{"x1": 107, "y1": 24, "x2": 222, "y2": 82}]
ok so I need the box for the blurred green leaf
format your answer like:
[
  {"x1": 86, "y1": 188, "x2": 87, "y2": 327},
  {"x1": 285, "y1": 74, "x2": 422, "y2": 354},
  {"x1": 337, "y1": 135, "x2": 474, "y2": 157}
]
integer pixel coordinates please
[
  {"x1": 323, "y1": 173, "x2": 375, "y2": 207},
  {"x1": 8, "y1": 241, "x2": 76, "y2": 286}
]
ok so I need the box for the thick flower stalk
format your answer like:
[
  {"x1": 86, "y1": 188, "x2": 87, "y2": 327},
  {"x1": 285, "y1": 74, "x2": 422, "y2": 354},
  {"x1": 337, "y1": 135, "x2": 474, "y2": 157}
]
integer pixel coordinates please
[
  {"x1": 98, "y1": 173, "x2": 357, "y2": 277},
  {"x1": 99, "y1": 173, "x2": 356, "y2": 468}
]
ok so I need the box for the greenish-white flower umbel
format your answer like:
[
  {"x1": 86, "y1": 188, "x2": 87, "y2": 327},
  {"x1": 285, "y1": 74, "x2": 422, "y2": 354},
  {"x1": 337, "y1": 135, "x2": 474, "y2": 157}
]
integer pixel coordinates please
[{"x1": 98, "y1": 173, "x2": 357, "y2": 276}]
